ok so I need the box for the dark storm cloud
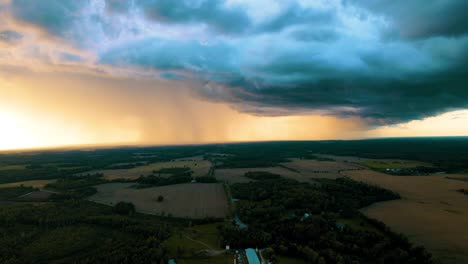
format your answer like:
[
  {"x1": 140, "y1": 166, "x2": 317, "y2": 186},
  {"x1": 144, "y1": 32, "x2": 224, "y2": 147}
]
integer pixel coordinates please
[
  {"x1": 4, "y1": 0, "x2": 468, "y2": 124},
  {"x1": 0, "y1": 30, "x2": 23, "y2": 44},
  {"x1": 346, "y1": 0, "x2": 468, "y2": 39},
  {"x1": 221, "y1": 64, "x2": 468, "y2": 122}
]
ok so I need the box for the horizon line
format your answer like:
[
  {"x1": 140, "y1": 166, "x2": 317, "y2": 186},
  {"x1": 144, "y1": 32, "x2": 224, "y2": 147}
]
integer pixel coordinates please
[{"x1": 1, "y1": 135, "x2": 468, "y2": 154}]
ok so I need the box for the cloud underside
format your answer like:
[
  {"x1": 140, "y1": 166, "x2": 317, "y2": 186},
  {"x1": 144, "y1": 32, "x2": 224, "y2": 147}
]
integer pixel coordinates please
[{"x1": 4, "y1": 0, "x2": 468, "y2": 124}]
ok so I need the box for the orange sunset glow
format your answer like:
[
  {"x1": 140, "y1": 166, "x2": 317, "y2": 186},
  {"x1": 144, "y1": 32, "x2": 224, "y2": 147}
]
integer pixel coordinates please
[{"x1": 0, "y1": 0, "x2": 467, "y2": 151}]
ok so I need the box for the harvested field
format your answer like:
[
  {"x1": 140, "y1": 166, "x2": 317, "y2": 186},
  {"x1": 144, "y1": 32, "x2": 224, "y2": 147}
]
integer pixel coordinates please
[
  {"x1": 0, "y1": 179, "x2": 56, "y2": 189},
  {"x1": 280, "y1": 158, "x2": 364, "y2": 179},
  {"x1": 313, "y1": 154, "x2": 432, "y2": 169},
  {"x1": 215, "y1": 159, "x2": 363, "y2": 183},
  {"x1": 90, "y1": 183, "x2": 228, "y2": 219},
  {"x1": 82, "y1": 160, "x2": 212, "y2": 180},
  {"x1": 342, "y1": 170, "x2": 468, "y2": 264}
]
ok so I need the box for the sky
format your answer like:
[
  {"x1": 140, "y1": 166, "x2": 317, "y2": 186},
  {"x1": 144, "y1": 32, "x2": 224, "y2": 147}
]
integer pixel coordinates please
[{"x1": 0, "y1": 0, "x2": 467, "y2": 150}]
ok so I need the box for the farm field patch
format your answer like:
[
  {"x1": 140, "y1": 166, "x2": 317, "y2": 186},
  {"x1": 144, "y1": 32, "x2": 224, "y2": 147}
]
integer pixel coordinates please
[
  {"x1": 312, "y1": 154, "x2": 432, "y2": 169},
  {"x1": 279, "y1": 158, "x2": 363, "y2": 179},
  {"x1": 342, "y1": 169, "x2": 468, "y2": 264},
  {"x1": 89, "y1": 183, "x2": 228, "y2": 219},
  {"x1": 83, "y1": 160, "x2": 212, "y2": 180},
  {"x1": 215, "y1": 158, "x2": 364, "y2": 183},
  {"x1": 0, "y1": 179, "x2": 56, "y2": 189}
]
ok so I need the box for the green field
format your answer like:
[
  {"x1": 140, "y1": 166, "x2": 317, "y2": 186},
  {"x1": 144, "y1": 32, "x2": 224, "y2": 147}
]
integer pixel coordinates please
[
  {"x1": 164, "y1": 223, "x2": 224, "y2": 255},
  {"x1": 164, "y1": 223, "x2": 229, "y2": 263}
]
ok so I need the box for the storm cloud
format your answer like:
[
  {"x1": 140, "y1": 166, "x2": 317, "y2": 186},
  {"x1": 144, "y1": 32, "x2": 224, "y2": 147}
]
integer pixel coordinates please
[
  {"x1": 3, "y1": 0, "x2": 468, "y2": 124},
  {"x1": 345, "y1": 0, "x2": 468, "y2": 39}
]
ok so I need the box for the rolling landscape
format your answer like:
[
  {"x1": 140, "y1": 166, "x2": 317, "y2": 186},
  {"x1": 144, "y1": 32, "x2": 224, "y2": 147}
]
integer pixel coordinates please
[{"x1": 1, "y1": 138, "x2": 468, "y2": 263}]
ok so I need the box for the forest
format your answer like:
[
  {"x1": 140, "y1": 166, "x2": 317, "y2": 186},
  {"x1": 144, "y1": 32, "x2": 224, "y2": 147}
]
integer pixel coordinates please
[
  {"x1": 221, "y1": 174, "x2": 432, "y2": 264},
  {"x1": 0, "y1": 198, "x2": 175, "y2": 264}
]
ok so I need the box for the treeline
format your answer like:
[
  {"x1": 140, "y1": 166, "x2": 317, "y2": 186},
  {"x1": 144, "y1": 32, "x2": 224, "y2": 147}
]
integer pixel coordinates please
[
  {"x1": 245, "y1": 171, "x2": 281, "y2": 181},
  {"x1": 108, "y1": 162, "x2": 148, "y2": 169},
  {"x1": 137, "y1": 173, "x2": 193, "y2": 188},
  {"x1": 2, "y1": 138, "x2": 467, "y2": 184},
  {"x1": 222, "y1": 176, "x2": 432, "y2": 264}
]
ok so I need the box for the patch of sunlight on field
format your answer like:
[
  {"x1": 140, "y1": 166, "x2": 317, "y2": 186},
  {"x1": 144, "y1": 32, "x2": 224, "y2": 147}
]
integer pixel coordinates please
[{"x1": 0, "y1": 179, "x2": 56, "y2": 189}]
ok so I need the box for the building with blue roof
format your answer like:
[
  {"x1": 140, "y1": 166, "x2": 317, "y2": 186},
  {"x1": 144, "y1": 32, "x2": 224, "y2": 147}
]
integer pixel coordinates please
[
  {"x1": 245, "y1": 248, "x2": 260, "y2": 264},
  {"x1": 168, "y1": 259, "x2": 176, "y2": 264}
]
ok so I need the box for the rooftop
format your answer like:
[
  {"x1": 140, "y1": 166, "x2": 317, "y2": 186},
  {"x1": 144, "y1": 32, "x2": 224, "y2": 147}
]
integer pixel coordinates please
[{"x1": 245, "y1": 248, "x2": 260, "y2": 264}]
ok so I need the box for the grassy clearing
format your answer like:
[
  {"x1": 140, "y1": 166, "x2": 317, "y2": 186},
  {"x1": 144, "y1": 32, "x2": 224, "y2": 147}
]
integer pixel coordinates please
[
  {"x1": 164, "y1": 223, "x2": 231, "y2": 263},
  {"x1": 187, "y1": 224, "x2": 223, "y2": 249},
  {"x1": 164, "y1": 224, "x2": 223, "y2": 252}
]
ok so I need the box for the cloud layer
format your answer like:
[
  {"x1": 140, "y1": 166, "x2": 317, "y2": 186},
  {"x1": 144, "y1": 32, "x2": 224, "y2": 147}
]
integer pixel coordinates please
[{"x1": 1, "y1": 0, "x2": 468, "y2": 124}]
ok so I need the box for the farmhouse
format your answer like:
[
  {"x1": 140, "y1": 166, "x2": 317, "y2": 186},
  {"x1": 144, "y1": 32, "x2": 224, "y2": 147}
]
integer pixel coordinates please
[{"x1": 245, "y1": 248, "x2": 260, "y2": 264}]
